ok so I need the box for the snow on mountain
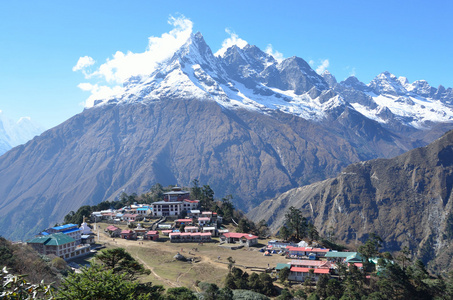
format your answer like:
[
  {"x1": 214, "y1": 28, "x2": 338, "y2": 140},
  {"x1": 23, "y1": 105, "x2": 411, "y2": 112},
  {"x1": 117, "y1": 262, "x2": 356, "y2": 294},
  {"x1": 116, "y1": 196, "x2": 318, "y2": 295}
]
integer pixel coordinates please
[
  {"x1": 337, "y1": 71, "x2": 453, "y2": 128},
  {"x1": 84, "y1": 32, "x2": 453, "y2": 130},
  {"x1": 89, "y1": 32, "x2": 341, "y2": 121},
  {"x1": 0, "y1": 111, "x2": 45, "y2": 155}
]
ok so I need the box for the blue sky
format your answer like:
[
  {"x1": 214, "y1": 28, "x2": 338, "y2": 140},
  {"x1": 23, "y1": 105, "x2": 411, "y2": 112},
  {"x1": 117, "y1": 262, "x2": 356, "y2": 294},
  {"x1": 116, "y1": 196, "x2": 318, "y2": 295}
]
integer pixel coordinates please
[{"x1": 1, "y1": 0, "x2": 452, "y2": 129}]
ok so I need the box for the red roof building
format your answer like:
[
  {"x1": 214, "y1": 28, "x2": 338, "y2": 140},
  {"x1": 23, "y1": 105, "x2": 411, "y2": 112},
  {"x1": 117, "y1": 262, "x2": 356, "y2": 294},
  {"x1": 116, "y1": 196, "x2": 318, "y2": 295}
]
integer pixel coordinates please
[
  {"x1": 220, "y1": 232, "x2": 259, "y2": 247},
  {"x1": 120, "y1": 230, "x2": 136, "y2": 240},
  {"x1": 288, "y1": 266, "x2": 331, "y2": 282},
  {"x1": 286, "y1": 246, "x2": 331, "y2": 259},
  {"x1": 144, "y1": 230, "x2": 159, "y2": 241}
]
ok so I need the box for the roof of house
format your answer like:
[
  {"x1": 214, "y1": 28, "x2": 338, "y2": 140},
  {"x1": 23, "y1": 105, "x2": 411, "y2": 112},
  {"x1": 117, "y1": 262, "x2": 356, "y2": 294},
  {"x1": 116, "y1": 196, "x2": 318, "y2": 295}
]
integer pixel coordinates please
[
  {"x1": 324, "y1": 251, "x2": 355, "y2": 258},
  {"x1": 290, "y1": 260, "x2": 332, "y2": 268},
  {"x1": 164, "y1": 190, "x2": 190, "y2": 195},
  {"x1": 123, "y1": 214, "x2": 139, "y2": 217},
  {"x1": 222, "y1": 232, "x2": 258, "y2": 239},
  {"x1": 170, "y1": 232, "x2": 211, "y2": 237},
  {"x1": 184, "y1": 199, "x2": 199, "y2": 203},
  {"x1": 286, "y1": 246, "x2": 330, "y2": 253},
  {"x1": 198, "y1": 217, "x2": 210, "y2": 221},
  {"x1": 184, "y1": 226, "x2": 199, "y2": 230},
  {"x1": 52, "y1": 224, "x2": 78, "y2": 231},
  {"x1": 106, "y1": 225, "x2": 120, "y2": 231},
  {"x1": 203, "y1": 226, "x2": 216, "y2": 230},
  {"x1": 349, "y1": 263, "x2": 363, "y2": 268},
  {"x1": 27, "y1": 232, "x2": 75, "y2": 246},
  {"x1": 345, "y1": 253, "x2": 364, "y2": 263},
  {"x1": 152, "y1": 201, "x2": 183, "y2": 205},
  {"x1": 121, "y1": 230, "x2": 134, "y2": 234},
  {"x1": 189, "y1": 210, "x2": 201, "y2": 214},
  {"x1": 201, "y1": 211, "x2": 212, "y2": 215},
  {"x1": 276, "y1": 263, "x2": 291, "y2": 270},
  {"x1": 61, "y1": 228, "x2": 81, "y2": 234},
  {"x1": 241, "y1": 234, "x2": 259, "y2": 240},
  {"x1": 146, "y1": 231, "x2": 159, "y2": 235},
  {"x1": 290, "y1": 267, "x2": 330, "y2": 274},
  {"x1": 175, "y1": 219, "x2": 193, "y2": 223}
]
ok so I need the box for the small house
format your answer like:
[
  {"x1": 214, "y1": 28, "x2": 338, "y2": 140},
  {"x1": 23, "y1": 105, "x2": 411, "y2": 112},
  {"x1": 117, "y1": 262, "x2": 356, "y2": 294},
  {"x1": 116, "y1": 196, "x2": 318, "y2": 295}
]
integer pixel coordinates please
[
  {"x1": 121, "y1": 229, "x2": 137, "y2": 240},
  {"x1": 220, "y1": 232, "x2": 258, "y2": 247},
  {"x1": 122, "y1": 213, "x2": 139, "y2": 222},
  {"x1": 240, "y1": 234, "x2": 259, "y2": 247},
  {"x1": 81, "y1": 234, "x2": 95, "y2": 245},
  {"x1": 175, "y1": 219, "x2": 193, "y2": 227},
  {"x1": 144, "y1": 230, "x2": 159, "y2": 241},
  {"x1": 202, "y1": 226, "x2": 217, "y2": 237},
  {"x1": 288, "y1": 267, "x2": 330, "y2": 282},
  {"x1": 187, "y1": 210, "x2": 201, "y2": 218},
  {"x1": 286, "y1": 246, "x2": 331, "y2": 259},
  {"x1": 105, "y1": 225, "x2": 121, "y2": 237},
  {"x1": 161, "y1": 230, "x2": 173, "y2": 236},
  {"x1": 184, "y1": 226, "x2": 199, "y2": 233},
  {"x1": 198, "y1": 217, "x2": 211, "y2": 226}
]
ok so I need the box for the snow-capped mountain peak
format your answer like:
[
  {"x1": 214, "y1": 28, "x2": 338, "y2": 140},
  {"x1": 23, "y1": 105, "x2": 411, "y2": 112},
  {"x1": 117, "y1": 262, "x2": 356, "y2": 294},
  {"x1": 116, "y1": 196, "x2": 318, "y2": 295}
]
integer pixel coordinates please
[
  {"x1": 369, "y1": 71, "x2": 408, "y2": 96},
  {"x1": 0, "y1": 111, "x2": 45, "y2": 155},
  {"x1": 86, "y1": 32, "x2": 453, "y2": 130},
  {"x1": 91, "y1": 32, "x2": 341, "y2": 121}
]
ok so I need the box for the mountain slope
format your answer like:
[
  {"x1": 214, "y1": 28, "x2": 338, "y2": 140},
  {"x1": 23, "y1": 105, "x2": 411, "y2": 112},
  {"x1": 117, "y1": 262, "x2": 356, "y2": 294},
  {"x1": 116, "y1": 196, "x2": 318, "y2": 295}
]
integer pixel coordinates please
[
  {"x1": 248, "y1": 130, "x2": 453, "y2": 272},
  {"x1": 1, "y1": 32, "x2": 453, "y2": 241},
  {"x1": 0, "y1": 99, "x2": 403, "y2": 240}
]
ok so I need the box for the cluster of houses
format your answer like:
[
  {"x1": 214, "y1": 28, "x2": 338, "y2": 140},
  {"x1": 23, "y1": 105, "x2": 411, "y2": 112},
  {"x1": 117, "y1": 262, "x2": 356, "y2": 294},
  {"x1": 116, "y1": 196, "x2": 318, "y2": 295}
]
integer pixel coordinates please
[
  {"x1": 100, "y1": 186, "x2": 242, "y2": 244},
  {"x1": 27, "y1": 220, "x2": 94, "y2": 260},
  {"x1": 269, "y1": 240, "x2": 377, "y2": 283}
]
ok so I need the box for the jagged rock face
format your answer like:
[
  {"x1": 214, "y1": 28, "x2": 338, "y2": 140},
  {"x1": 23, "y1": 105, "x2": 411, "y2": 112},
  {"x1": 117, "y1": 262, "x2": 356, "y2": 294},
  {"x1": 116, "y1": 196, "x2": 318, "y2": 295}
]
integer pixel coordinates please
[
  {"x1": 1, "y1": 32, "x2": 453, "y2": 242},
  {"x1": 0, "y1": 97, "x2": 423, "y2": 241},
  {"x1": 249, "y1": 130, "x2": 453, "y2": 271}
]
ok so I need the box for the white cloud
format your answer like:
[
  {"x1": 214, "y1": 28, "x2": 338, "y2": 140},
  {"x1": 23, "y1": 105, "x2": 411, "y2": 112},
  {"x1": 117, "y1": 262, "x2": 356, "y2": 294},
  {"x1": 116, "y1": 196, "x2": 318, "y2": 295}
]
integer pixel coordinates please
[
  {"x1": 78, "y1": 83, "x2": 124, "y2": 108},
  {"x1": 315, "y1": 59, "x2": 330, "y2": 74},
  {"x1": 308, "y1": 60, "x2": 315, "y2": 66},
  {"x1": 89, "y1": 15, "x2": 193, "y2": 84},
  {"x1": 76, "y1": 15, "x2": 193, "y2": 107},
  {"x1": 77, "y1": 82, "x2": 96, "y2": 91},
  {"x1": 215, "y1": 28, "x2": 248, "y2": 57},
  {"x1": 72, "y1": 56, "x2": 95, "y2": 72},
  {"x1": 265, "y1": 44, "x2": 284, "y2": 63}
]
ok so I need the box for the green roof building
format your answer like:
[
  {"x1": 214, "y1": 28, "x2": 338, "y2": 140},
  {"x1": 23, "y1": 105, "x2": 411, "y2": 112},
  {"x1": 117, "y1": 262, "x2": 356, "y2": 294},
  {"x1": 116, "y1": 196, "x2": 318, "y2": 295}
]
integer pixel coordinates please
[
  {"x1": 325, "y1": 251, "x2": 364, "y2": 263},
  {"x1": 27, "y1": 232, "x2": 76, "y2": 259}
]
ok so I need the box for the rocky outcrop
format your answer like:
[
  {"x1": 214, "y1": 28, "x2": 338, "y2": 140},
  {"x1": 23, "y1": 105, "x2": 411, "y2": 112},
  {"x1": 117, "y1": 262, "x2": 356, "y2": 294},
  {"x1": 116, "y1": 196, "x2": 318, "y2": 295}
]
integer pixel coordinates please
[
  {"x1": 0, "y1": 97, "x2": 423, "y2": 241},
  {"x1": 249, "y1": 130, "x2": 453, "y2": 271}
]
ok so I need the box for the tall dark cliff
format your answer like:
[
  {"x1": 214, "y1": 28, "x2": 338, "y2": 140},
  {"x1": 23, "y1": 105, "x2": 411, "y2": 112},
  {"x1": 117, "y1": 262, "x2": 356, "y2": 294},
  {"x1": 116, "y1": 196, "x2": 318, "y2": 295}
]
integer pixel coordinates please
[
  {"x1": 0, "y1": 98, "x2": 410, "y2": 240},
  {"x1": 1, "y1": 32, "x2": 453, "y2": 241},
  {"x1": 249, "y1": 130, "x2": 453, "y2": 272}
]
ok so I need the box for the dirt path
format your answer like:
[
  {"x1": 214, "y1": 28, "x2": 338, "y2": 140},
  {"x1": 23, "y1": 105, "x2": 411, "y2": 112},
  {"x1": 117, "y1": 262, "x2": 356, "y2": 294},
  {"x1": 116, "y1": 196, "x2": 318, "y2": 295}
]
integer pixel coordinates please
[{"x1": 94, "y1": 223, "x2": 280, "y2": 288}]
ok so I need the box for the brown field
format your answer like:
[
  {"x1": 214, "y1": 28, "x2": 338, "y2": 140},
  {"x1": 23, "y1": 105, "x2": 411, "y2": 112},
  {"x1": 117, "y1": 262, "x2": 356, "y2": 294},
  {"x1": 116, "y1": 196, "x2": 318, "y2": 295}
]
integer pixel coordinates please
[{"x1": 88, "y1": 222, "x2": 288, "y2": 290}]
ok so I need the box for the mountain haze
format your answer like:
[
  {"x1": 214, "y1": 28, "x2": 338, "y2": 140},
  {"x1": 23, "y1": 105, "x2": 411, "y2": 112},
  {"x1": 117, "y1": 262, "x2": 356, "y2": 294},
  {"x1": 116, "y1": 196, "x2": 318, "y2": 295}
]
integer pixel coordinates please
[
  {"x1": 1, "y1": 32, "x2": 453, "y2": 240},
  {"x1": 0, "y1": 111, "x2": 44, "y2": 156}
]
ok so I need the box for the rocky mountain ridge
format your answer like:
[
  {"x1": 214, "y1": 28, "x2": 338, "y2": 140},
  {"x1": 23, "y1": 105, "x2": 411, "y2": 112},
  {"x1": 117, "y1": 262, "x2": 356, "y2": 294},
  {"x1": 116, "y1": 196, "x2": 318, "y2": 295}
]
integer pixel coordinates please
[
  {"x1": 91, "y1": 32, "x2": 453, "y2": 130},
  {"x1": 1, "y1": 32, "x2": 453, "y2": 241},
  {"x1": 248, "y1": 130, "x2": 453, "y2": 272}
]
